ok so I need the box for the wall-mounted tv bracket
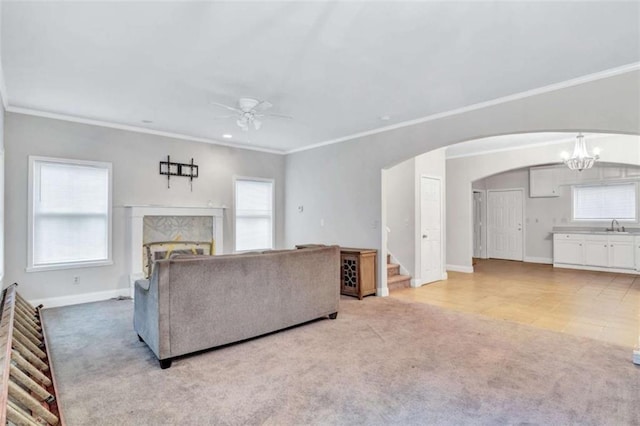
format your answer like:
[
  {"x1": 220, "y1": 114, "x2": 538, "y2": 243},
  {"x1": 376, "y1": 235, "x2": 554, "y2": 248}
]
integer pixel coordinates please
[{"x1": 159, "y1": 155, "x2": 199, "y2": 191}]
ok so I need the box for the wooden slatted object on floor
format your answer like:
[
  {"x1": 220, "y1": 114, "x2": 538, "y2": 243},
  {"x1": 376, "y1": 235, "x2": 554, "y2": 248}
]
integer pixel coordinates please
[{"x1": 0, "y1": 284, "x2": 64, "y2": 426}]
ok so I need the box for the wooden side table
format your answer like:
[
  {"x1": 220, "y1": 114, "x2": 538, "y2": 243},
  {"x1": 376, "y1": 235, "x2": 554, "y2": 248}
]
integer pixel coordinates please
[{"x1": 340, "y1": 248, "x2": 377, "y2": 299}]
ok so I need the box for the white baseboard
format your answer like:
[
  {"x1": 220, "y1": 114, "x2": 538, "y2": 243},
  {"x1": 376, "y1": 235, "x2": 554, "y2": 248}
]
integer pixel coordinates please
[
  {"x1": 446, "y1": 264, "x2": 474, "y2": 273},
  {"x1": 376, "y1": 287, "x2": 389, "y2": 297},
  {"x1": 442, "y1": 272, "x2": 448, "y2": 280},
  {"x1": 410, "y1": 278, "x2": 422, "y2": 288},
  {"x1": 30, "y1": 288, "x2": 131, "y2": 309},
  {"x1": 524, "y1": 256, "x2": 553, "y2": 264}
]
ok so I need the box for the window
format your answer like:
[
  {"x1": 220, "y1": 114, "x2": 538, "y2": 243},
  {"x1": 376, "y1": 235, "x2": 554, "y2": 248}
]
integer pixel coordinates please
[
  {"x1": 234, "y1": 178, "x2": 274, "y2": 251},
  {"x1": 28, "y1": 157, "x2": 112, "y2": 271},
  {"x1": 572, "y1": 182, "x2": 637, "y2": 221}
]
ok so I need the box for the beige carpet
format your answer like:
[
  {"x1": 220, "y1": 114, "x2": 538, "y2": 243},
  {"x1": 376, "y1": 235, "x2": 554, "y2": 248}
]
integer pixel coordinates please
[{"x1": 43, "y1": 296, "x2": 639, "y2": 425}]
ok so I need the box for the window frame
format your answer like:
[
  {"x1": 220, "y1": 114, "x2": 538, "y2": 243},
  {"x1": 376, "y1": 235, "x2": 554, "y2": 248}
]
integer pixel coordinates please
[
  {"x1": 233, "y1": 176, "x2": 275, "y2": 252},
  {"x1": 27, "y1": 156, "x2": 113, "y2": 272},
  {"x1": 571, "y1": 181, "x2": 638, "y2": 223}
]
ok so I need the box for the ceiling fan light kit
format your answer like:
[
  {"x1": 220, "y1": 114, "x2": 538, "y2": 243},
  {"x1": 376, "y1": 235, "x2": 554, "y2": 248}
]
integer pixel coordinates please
[{"x1": 211, "y1": 97, "x2": 292, "y2": 132}]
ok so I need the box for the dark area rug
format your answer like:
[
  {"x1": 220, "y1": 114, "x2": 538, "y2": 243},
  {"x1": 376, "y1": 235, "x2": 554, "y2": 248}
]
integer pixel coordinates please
[{"x1": 43, "y1": 296, "x2": 640, "y2": 425}]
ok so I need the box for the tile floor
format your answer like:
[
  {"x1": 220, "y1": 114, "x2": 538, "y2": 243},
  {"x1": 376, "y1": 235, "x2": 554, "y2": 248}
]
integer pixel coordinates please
[{"x1": 390, "y1": 259, "x2": 640, "y2": 348}]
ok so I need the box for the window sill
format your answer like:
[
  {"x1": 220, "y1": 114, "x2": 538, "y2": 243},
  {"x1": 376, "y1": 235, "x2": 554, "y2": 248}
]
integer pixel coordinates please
[{"x1": 26, "y1": 260, "x2": 113, "y2": 273}]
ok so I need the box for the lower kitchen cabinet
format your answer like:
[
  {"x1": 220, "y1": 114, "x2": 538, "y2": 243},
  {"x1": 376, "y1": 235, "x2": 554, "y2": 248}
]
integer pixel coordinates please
[
  {"x1": 554, "y1": 237, "x2": 583, "y2": 265},
  {"x1": 584, "y1": 236, "x2": 608, "y2": 267},
  {"x1": 553, "y1": 233, "x2": 637, "y2": 273},
  {"x1": 609, "y1": 237, "x2": 635, "y2": 269}
]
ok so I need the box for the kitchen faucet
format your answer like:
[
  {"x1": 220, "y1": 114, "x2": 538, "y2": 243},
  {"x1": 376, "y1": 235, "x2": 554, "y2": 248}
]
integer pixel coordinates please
[{"x1": 608, "y1": 219, "x2": 624, "y2": 232}]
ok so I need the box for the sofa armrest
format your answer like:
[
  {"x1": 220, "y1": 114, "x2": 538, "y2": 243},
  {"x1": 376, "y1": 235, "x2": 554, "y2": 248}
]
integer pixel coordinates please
[
  {"x1": 133, "y1": 261, "x2": 172, "y2": 361},
  {"x1": 135, "y1": 278, "x2": 151, "y2": 291},
  {"x1": 133, "y1": 268, "x2": 161, "y2": 360}
]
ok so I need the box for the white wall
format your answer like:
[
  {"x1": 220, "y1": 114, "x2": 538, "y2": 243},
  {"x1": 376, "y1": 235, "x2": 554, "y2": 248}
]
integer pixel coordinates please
[
  {"x1": 4, "y1": 113, "x2": 286, "y2": 301},
  {"x1": 474, "y1": 164, "x2": 640, "y2": 262},
  {"x1": 384, "y1": 157, "x2": 415, "y2": 274},
  {"x1": 285, "y1": 70, "x2": 640, "y2": 292},
  {"x1": 447, "y1": 135, "x2": 640, "y2": 270}
]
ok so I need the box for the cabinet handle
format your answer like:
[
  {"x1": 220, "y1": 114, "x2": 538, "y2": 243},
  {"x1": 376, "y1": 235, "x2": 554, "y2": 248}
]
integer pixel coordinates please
[{"x1": 604, "y1": 245, "x2": 607, "y2": 247}]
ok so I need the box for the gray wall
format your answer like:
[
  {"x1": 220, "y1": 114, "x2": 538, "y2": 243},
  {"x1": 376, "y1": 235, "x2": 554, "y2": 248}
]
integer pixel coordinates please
[
  {"x1": 0, "y1": 100, "x2": 4, "y2": 284},
  {"x1": 383, "y1": 147, "x2": 447, "y2": 281},
  {"x1": 447, "y1": 135, "x2": 640, "y2": 270},
  {"x1": 285, "y1": 71, "x2": 640, "y2": 291},
  {"x1": 4, "y1": 113, "x2": 286, "y2": 300},
  {"x1": 474, "y1": 164, "x2": 640, "y2": 262},
  {"x1": 475, "y1": 168, "x2": 558, "y2": 261},
  {"x1": 384, "y1": 157, "x2": 415, "y2": 275}
]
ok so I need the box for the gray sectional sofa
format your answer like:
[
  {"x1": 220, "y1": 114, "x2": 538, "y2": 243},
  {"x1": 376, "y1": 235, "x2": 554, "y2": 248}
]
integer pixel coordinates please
[{"x1": 133, "y1": 246, "x2": 340, "y2": 368}]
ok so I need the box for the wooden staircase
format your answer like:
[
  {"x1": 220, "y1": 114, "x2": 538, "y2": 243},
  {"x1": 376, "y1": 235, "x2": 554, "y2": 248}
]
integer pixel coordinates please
[{"x1": 386, "y1": 254, "x2": 411, "y2": 291}]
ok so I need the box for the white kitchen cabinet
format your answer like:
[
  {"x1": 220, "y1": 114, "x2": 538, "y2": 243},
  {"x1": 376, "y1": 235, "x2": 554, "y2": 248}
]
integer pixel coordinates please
[
  {"x1": 554, "y1": 233, "x2": 636, "y2": 272},
  {"x1": 584, "y1": 236, "x2": 608, "y2": 267},
  {"x1": 553, "y1": 234, "x2": 584, "y2": 265},
  {"x1": 609, "y1": 237, "x2": 635, "y2": 269},
  {"x1": 529, "y1": 166, "x2": 560, "y2": 198}
]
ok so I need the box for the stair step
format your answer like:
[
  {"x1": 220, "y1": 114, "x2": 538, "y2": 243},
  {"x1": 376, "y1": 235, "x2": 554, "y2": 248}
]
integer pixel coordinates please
[
  {"x1": 387, "y1": 263, "x2": 400, "y2": 278},
  {"x1": 388, "y1": 274, "x2": 411, "y2": 291},
  {"x1": 386, "y1": 254, "x2": 391, "y2": 264}
]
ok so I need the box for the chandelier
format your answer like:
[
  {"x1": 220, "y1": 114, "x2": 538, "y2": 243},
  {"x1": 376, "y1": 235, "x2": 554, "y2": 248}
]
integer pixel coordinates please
[{"x1": 563, "y1": 133, "x2": 599, "y2": 171}]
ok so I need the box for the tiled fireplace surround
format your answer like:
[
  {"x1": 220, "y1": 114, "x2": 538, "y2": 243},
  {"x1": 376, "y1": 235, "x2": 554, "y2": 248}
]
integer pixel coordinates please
[{"x1": 126, "y1": 206, "x2": 224, "y2": 297}]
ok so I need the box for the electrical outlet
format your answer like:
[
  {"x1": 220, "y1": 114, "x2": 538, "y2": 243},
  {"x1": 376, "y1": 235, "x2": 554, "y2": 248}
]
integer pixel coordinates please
[{"x1": 73, "y1": 276, "x2": 80, "y2": 285}]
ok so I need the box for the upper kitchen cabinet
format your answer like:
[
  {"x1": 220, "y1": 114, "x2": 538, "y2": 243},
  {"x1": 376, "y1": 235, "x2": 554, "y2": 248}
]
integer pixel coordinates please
[{"x1": 529, "y1": 166, "x2": 560, "y2": 197}]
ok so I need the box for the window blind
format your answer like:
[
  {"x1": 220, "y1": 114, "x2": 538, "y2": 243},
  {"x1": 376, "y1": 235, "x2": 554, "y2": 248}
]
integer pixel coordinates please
[
  {"x1": 573, "y1": 183, "x2": 636, "y2": 220},
  {"x1": 235, "y1": 179, "x2": 273, "y2": 251},
  {"x1": 32, "y1": 160, "x2": 110, "y2": 267}
]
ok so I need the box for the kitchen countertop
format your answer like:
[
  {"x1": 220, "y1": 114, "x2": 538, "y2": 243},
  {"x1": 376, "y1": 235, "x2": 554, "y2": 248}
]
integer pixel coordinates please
[{"x1": 552, "y1": 227, "x2": 640, "y2": 235}]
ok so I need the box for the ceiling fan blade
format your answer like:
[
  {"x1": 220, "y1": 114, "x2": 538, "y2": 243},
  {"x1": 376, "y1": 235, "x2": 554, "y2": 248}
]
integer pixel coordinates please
[
  {"x1": 255, "y1": 113, "x2": 293, "y2": 120},
  {"x1": 210, "y1": 101, "x2": 242, "y2": 113},
  {"x1": 253, "y1": 119, "x2": 262, "y2": 130},
  {"x1": 253, "y1": 100, "x2": 273, "y2": 111},
  {"x1": 210, "y1": 115, "x2": 238, "y2": 120}
]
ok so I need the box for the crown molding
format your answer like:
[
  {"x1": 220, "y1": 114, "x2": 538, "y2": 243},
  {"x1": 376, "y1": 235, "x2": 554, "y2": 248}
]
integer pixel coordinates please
[
  {"x1": 5, "y1": 106, "x2": 286, "y2": 155},
  {"x1": 286, "y1": 62, "x2": 640, "y2": 154}
]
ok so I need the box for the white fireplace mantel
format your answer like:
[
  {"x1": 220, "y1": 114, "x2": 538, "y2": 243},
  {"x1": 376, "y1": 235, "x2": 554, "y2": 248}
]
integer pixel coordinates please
[{"x1": 125, "y1": 205, "x2": 224, "y2": 297}]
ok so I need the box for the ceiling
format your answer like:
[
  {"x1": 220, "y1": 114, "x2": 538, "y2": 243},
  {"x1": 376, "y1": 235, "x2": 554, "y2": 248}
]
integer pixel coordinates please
[{"x1": 2, "y1": 2, "x2": 639, "y2": 153}]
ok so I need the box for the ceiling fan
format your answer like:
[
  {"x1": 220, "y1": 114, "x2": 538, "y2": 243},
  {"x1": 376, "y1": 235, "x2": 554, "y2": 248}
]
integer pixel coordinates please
[{"x1": 210, "y1": 98, "x2": 292, "y2": 131}]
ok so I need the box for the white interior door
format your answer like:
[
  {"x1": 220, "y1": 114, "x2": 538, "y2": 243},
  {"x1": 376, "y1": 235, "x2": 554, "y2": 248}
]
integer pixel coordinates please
[
  {"x1": 487, "y1": 189, "x2": 523, "y2": 261},
  {"x1": 420, "y1": 176, "x2": 442, "y2": 284},
  {"x1": 473, "y1": 191, "x2": 483, "y2": 258}
]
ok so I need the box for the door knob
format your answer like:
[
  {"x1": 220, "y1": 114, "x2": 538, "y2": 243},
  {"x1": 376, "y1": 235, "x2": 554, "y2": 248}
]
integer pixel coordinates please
[{"x1": 422, "y1": 234, "x2": 428, "y2": 239}]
